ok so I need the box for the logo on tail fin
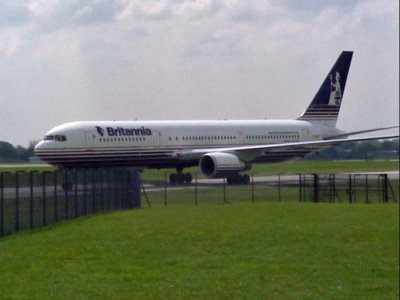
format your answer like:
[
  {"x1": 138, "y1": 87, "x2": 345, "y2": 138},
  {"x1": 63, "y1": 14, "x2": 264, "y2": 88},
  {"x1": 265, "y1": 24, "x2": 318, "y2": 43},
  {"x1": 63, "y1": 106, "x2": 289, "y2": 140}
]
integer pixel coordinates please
[{"x1": 328, "y1": 72, "x2": 342, "y2": 107}]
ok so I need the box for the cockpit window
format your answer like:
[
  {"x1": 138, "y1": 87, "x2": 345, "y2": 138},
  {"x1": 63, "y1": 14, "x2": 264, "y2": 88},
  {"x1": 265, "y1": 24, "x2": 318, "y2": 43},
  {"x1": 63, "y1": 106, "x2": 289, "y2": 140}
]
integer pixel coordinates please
[
  {"x1": 55, "y1": 135, "x2": 67, "y2": 141},
  {"x1": 44, "y1": 135, "x2": 67, "y2": 142}
]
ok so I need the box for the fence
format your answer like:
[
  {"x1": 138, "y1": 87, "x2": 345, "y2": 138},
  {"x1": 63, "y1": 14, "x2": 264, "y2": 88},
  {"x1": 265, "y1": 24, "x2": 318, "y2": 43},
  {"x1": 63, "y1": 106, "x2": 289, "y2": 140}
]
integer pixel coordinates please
[
  {"x1": 0, "y1": 169, "x2": 141, "y2": 237},
  {"x1": 1, "y1": 170, "x2": 397, "y2": 237},
  {"x1": 299, "y1": 173, "x2": 398, "y2": 203},
  {"x1": 141, "y1": 173, "x2": 295, "y2": 207},
  {"x1": 141, "y1": 172, "x2": 398, "y2": 207}
]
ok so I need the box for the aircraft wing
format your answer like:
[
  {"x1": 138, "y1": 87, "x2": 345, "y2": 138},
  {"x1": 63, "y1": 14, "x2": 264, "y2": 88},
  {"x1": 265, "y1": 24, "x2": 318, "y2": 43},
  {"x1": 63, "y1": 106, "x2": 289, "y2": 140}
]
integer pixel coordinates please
[{"x1": 173, "y1": 134, "x2": 399, "y2": 161}]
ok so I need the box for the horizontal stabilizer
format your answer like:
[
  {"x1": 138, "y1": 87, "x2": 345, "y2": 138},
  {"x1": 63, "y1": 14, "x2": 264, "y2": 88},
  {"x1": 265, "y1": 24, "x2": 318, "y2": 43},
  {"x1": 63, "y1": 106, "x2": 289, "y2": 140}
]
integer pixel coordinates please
[{"x1": 325, "y1": 126, "x2": 399, "y2": 139}]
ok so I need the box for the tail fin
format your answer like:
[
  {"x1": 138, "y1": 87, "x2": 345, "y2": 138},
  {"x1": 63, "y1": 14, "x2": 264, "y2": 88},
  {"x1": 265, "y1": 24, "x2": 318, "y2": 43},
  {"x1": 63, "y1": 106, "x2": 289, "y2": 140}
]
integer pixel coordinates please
[{"x1": 298, "y1": 51, "x2": 353, "y2": 127}]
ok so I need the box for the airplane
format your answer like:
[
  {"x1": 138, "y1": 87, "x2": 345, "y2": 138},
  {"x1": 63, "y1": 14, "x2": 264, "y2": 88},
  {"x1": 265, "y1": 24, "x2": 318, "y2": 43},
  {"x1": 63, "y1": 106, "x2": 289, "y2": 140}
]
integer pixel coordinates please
[{"x1": 34, "y1": 51, "x2": 398, "y2": 184}]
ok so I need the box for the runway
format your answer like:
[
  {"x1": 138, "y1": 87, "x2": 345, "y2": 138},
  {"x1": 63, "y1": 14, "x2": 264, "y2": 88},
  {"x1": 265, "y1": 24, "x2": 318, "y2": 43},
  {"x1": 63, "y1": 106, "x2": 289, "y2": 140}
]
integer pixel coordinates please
[{"x1": 0, "y1": 164, "x2": 51, "y2": 168}]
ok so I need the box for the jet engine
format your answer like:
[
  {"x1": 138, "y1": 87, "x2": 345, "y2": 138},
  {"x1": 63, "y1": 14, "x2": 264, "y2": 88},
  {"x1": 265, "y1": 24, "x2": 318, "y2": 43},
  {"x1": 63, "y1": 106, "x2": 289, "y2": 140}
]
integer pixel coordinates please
[{"x1": 199, "y1": 152, "x2": 249, "y2": 178}]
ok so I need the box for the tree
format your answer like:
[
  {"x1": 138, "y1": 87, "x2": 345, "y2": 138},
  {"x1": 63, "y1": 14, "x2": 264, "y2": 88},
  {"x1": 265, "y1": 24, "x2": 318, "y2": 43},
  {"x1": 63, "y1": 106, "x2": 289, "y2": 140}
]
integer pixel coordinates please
[{"x1": 0, "y1": 141, "x2": 17, "y2": 158}]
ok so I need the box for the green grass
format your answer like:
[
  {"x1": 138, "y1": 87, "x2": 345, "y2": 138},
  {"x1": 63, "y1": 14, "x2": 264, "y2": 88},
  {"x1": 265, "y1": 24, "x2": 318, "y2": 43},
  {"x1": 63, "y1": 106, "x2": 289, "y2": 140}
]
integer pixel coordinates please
[
  {"x1": 0, "y1": 202, "x2": 397, "y2": 299},
  {"x1": 251, "y1": 160, "x2": 399, "y2": 175},
  {"x1": 144, "y1": 184, "x2": 300, "y2": 208}
]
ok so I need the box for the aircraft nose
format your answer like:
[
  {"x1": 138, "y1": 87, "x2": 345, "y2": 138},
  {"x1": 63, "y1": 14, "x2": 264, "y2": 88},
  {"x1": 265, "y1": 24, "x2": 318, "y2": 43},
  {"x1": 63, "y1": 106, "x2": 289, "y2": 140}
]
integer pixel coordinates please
[{"x1": 34, "y1": 141, "x2": 46, "y2": 153}]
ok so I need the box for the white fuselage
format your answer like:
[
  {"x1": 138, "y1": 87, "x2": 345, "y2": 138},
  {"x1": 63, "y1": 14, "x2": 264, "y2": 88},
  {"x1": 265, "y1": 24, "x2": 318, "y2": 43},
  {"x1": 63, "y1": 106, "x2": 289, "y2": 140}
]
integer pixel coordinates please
[{"x1": 34, "y1": 120, "x2": 341, "y2": 169}]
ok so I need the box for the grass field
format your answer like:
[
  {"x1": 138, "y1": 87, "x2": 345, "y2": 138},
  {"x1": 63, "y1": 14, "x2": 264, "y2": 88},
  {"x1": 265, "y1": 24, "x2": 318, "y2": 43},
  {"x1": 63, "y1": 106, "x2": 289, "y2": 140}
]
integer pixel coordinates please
[{"x1": 0, "y1": 202, "x2": 398, "y2": 299}]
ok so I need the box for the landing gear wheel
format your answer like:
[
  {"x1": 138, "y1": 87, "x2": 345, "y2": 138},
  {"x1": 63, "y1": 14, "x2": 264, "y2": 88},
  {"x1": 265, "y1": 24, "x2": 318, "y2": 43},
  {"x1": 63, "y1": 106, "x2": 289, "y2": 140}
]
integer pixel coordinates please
[
  {"x1": 184, "y1": 173, "x2": 193, "y2": 184},
  {"x1": 170, "y1": 169, "x2": 192, "y2": 184},
  {"x1": 227, "y1": 174, "x2": 242, "y2": 185},
  {"x1": 234, "y1": 174, "x2": 242, "y2": 185},
  {"x1": 169, "y1": 173, "x2": 178, "y2": 184},
  {"x1": 177, "y1": 174, "x2": 185, "y2": 184},
  {"x1": 241, "y1": 174, "x2": 250, "y2": 185},
  {"x1": 226, "y1": 174, "x2": 250, "y2": 185}
]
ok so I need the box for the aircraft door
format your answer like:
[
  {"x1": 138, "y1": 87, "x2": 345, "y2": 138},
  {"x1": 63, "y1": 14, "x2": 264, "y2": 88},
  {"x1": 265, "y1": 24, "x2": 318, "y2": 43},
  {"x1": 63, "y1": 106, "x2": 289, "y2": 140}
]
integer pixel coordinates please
[
  {"x1": 85, "y1": 132, "x2": 95, "y2": 149},
  {"x1": 300, "y1": 128, "x2": 310, "y2": 141},
  {"x1": 153, "y1": 131, "x2": 161, "y2": 147},
  {"x1": 237, "y1": 131, "x2": 245, "y2": 145}
]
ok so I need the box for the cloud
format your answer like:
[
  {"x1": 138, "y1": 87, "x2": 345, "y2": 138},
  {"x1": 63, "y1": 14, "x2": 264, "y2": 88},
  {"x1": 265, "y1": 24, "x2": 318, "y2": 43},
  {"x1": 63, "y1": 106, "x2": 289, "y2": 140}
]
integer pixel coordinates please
[
  {"x1": 0, "y1": 0, "x2": 398, "y2": 146},
  {"x1": 0, "y1": 2, "x2": 30, "y2": 28}
]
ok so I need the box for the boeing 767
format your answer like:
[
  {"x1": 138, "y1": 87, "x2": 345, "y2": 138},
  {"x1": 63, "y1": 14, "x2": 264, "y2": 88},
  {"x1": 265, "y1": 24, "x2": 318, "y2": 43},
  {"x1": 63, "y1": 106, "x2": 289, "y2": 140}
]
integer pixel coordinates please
[{"x1": 34, "y1": 51, "x2": 398, "y2": 184}]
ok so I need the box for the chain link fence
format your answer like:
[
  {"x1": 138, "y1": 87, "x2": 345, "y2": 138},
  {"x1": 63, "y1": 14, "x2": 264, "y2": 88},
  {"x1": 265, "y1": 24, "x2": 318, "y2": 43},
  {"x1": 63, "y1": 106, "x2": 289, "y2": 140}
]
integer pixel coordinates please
[
  {"x1": 298, "y1": 173, "x2": 398, "y2": 203},
  {"x1": 0, "y1": 169, "x2": 140, "y2": 237},
  {"x1": 141, "y1": 172, "x2": 398, "y2": 207},
  {"x1": 1, "y1": 169, "x2": 397, "y2": 237}
]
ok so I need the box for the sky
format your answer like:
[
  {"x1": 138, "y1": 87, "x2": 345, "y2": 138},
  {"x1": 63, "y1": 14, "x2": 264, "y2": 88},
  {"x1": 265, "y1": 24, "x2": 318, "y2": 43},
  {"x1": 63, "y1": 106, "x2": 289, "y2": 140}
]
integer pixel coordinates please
[{"x1": 0, "y1": 0, "x2": 398, "y2": 146}]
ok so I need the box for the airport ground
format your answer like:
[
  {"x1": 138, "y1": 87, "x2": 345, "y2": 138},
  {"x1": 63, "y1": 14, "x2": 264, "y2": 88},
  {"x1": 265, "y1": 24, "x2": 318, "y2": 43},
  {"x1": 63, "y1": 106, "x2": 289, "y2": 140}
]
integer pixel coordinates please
[
  {"x1": 0, "y1": 160, "x2": 398, "y2": 299},
  {"x1": 0, "y1": 160, "x2": 398, "y2": 179},
  {"x1": 0, "y1": 202, "x2": 397, "y2": 299}
]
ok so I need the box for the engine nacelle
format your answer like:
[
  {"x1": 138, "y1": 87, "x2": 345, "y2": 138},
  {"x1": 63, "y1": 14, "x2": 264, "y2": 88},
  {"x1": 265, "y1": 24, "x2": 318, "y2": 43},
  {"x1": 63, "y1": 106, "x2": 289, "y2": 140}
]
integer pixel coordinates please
[{"x1": 199, "y1": 152, "x2": 249, "y2": 178}]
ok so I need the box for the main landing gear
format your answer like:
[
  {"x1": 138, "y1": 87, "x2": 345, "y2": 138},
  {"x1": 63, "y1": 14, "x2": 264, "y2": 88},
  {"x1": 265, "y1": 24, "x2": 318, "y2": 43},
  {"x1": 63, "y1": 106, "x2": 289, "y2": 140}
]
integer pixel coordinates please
[
  {"x1": 169, "y1": 169, "x2": 193, "y2": 184},
  {"x1": 226, "y1": 173, "x2": 250, "y2": 185}
]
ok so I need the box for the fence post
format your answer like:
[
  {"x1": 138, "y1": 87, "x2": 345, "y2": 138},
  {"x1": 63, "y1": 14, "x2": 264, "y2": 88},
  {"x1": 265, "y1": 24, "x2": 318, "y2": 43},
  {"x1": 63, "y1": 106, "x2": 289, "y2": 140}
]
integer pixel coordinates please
[
  {"x1": 42, "y1": 172, "x2": 47, "y2": 226},
  {"x1": 298, "y1": 174, "x2": 302, "y2": 202},
  {"x1": 124, "y1": 170, "x2": 130, "y2": 209},
  {"x1": 383, "y1": 174, "x2": 389, "y2": 203},
  {"x1": 223, "y1": 177, "x2": 226, "y2": 203},
  {"x1": 365, "y1": 174, "x2": 369, "y2": 203},
  {"x1": 74, "y1": 170, "x2": 79, "y2": 217},
  {"x1": 105, "y1": 169, "x2": 110, "y2": 210},
  {"x1": 194, "y1": 173, "x2": 198, "y2": 205},
  {"x1": 251, "y1": 174, "x2": 254, "y2": 203},
  {"x1": 377, "y1": 175, "x2": 382, "y2": 202},
  {"x1": 348, "y1": 175, "x2": 352, "y2": 203},
  {"x1": 118, "y1": 170, "x2": 124, "y2": 209},
  {"x1": 99, "y1": 170, "x2": 104, "y2": 211},
  {"x1": 141, "y1": 184, "x2": 152, "y2": 208},
  {"x1": 91, "y1": 169, "x2": 96, "y2": 213},
  {"x1": 0, "y1": 173, "x2": 4, "y2": 237},
  {"x1": 164, "y1": 171, "x2": 168, "y2": 206},
  {"x1": 109, "y1": 170, "x2": 115, "y2": 210},
  {"x1": 53, "y1": 171, "x2": 58, "y2": 222},
  {"x1": 354, "y1": 175, "x2": 358, "y2": 203},
  {"x1": 313, "y1": 174, "x2": 319, "y2": 203},
  {"x1": 83, "y1": 170, "x2": 87, "y2": 214},
  {"x1": 30, "y1": 171, "x2": 35, "y2": 229},
  {"x1": 64, "y1": 171, "x2": 69, "y2": 220},
  {"x1": 278, "y1": 174, "x2": 281, "y2": 202},
  {"x1": 15, "y1": 172, "x2": 20, "y2": 232}
]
